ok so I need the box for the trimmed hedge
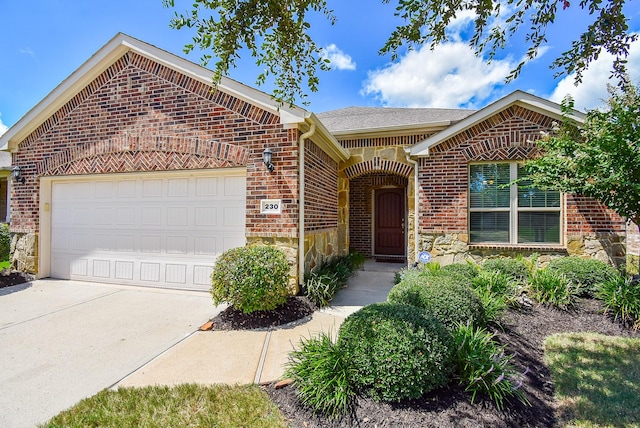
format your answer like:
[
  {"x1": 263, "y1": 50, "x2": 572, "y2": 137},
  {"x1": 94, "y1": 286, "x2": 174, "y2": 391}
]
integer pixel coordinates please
[
  {"x1": 482, "y1": 258, "x2": 531, "y2": 282},
  {"x1": 440, "y1": 262, "x2": 479, "y2": 280},
  {"x1": 547, "y1": 256, "x2": 619, "y2": 297},
  {"x1": 210, "y1": 245, "x2": 290, "y2": 314},
  {"x1": 338, "y1": 302, "x2": 454, "y2": 402},
  {"x1": 388, "y1": 273, "x2": 486, "y2": 330}
]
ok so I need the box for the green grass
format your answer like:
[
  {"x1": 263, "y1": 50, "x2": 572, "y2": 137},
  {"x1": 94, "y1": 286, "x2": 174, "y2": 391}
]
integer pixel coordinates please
[
  {"x1": 0, "y1": 260, "x2": 9, "y2": 270},
  {"x1": 544, "y1": 333, "x2": 640, "y2": 427},
  {"x1": 40, "y1": 384, "x2": 290, "y2": 428}
]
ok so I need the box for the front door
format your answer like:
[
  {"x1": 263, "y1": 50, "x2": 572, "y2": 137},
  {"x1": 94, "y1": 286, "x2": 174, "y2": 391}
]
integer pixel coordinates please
[{"x1": 374, "y1": 188, "x2": 405, "y2": 256}]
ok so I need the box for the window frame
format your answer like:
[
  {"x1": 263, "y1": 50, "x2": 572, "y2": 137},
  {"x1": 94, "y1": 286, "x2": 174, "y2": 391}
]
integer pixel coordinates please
[{"x1": 468, "y1": 162, "x2": 563, "y2": 245}]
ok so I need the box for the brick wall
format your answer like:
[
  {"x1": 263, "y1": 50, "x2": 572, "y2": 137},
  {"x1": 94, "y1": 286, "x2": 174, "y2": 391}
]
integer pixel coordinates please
[
  {"x1": 304, "y1": 139, "x2": 338, "y2": 232},
  {"x1": 11, "y1": 51, "x2": 300, "y2": 239},
  {"x1": 416, "y1": 105, "x2": 627, "y2": 266}
]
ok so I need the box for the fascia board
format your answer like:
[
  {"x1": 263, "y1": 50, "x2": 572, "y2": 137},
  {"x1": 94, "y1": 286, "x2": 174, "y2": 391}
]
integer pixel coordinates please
[
  {"x1": 409, "y1": 90, "x2": 586, "y2": 157},
  {"x1": 331, "y1": 121, "x2": 452, "y2": 139}
]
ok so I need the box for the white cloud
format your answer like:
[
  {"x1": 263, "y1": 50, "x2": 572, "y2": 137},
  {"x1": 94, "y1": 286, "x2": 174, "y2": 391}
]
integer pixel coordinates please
[
  {"x1": 321, "y1": 44, "x2": 356, "y2": 71},
  {"x1": 0, "y1": 115, "x2": 8, "y2": 137},
  {"x1": 362, "y1": 42, "x2": 515, "y2": 108},
  {"x1": 549, "y1": 37, "x2": 640, "y2": 111},
  {"x1": 19, "y1": 47, "x2": 35, "y2": 57}
]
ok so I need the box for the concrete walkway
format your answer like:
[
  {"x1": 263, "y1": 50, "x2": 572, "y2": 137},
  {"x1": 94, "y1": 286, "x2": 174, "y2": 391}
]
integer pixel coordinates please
[{"x1": 118, "y1": 260, "x2": 398, "y2": 387}]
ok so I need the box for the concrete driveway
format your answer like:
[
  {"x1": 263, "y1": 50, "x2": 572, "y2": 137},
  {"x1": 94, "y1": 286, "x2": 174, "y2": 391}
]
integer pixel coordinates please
[{"x1": 0, "y1": 279, "x2": 220, "y2": 428}]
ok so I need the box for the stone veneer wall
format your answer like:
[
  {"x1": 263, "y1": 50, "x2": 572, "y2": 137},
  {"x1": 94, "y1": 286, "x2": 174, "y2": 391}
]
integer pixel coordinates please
[
  {"x1": 11, "y1": 232, "x2": 37, "y2": 273},
  {"x1": 418, "y1": 232, "x2": 626, "y2": 267},
  {"x1": 303, "y1": 229, "x2": 339, "y2": 273}
]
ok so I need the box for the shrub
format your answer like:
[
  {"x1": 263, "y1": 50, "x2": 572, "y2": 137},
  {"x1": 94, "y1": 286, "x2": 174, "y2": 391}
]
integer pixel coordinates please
[
  {"x1": 528, "y1": 268, "x2": 576, "y2": 310},
  {"x1": 471, "y1": 270, "x2": 520, "y2": 322},
  {"x1": 452, "y1": 323, "x2": 529, "y2": 409},
  {"x1": 304, "y1": 274, "x2": 341, "y2": 308},
  {"x1": 394, "y1": 265, "x2": 420, "y2": 284},
  {"x1": 338, "y1": 302, "x2": 454, "y2": 402},
  {"x1": 547, "y1": 256, "x2": 619, "y2": 297},
  {"x1": 347, "y1": 250, "x2": 366, "y2": 271},
  {"x1": 0, "y1": 223, "x2": 10, "y2": 262},
  {"x1": 388, "y1": 274, "x2": 486, "y2": 330},
  {"x1": 285, "y1": 331, "x2": 355, "y2": 418},
  {"x1": 597, "y1": 275, "x2": 640, "y2": 329},
  {"x1": 303, "y1": 251, "x2": 364, "y2": 307},
  {"x1": 482, "y1": 258, "x2": 532, "y2": 282},
  {"x1": 440, "y1": 262, "x2": 479, "y2": 280},
  {"x1": 210, "y1": 245, "x2": 290, "y2": 314}
]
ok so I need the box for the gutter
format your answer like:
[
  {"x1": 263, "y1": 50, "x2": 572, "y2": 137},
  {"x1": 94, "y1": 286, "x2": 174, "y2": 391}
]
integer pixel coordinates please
[{"x1": 298, "y1": 118, "x2": 316, "y2": 286}]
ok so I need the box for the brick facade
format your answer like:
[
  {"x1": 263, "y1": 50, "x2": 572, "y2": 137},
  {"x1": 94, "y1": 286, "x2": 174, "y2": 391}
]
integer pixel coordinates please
[
  {"x1": 5, "y1": 35, "x2": 633, "y2": 286},
  {"x1": 304, "y1": 140, "x2": 338, "y2": 233},
  {"x1": 302, "y1": 139, "x2": 343, "y2": 271},
  {"x1": 12, "y1": 51, "x2": 299, "y2": 235},
  {"x1": 415, "y1": 105, "x2": 627, "y2": 267},
  {"x1": 9, "y1": 49, "x2": 311, "y2": 281}
]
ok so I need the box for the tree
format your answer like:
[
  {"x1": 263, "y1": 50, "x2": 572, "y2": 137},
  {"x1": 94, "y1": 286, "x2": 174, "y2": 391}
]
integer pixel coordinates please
[
  {"x1": 162, "y1": 0, "x2": 334, "y2": 105},
  {"x1": 525, "y1": 84, "x2": 640, "y2": 228},
  {"x1": 163, "y1": 0, "x2": 636, "y2": 105}
]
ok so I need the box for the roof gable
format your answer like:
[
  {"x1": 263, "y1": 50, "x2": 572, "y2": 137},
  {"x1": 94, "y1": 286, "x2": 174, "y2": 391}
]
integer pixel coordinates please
[
  {"x1": 0, "y1": 33, "x2": 312, "y2": 153},
  {"x1": 409, "y1": 90, "x2": 586, "y2": 156}
]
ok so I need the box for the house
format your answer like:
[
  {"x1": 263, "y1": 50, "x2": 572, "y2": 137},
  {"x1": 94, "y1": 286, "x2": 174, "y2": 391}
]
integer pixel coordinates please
[{"x1": 0, "y1": 33, "x2": 635, "y2": 292}]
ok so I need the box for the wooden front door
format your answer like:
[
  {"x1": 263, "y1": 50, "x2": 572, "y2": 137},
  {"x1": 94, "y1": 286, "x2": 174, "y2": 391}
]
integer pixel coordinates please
[{"x1": 374, "y1": 188, "x2": 405, "y2": 255}]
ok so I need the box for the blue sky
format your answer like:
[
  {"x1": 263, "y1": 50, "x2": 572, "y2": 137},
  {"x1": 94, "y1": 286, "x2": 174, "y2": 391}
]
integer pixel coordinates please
[{"x1": 1, "y1": 0, "x2": 640, "y2": 134}]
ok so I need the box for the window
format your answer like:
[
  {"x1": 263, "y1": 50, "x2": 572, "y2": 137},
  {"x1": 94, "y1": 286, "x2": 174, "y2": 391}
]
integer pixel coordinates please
[{"x1": 469, "y1": 163, "x2": 561, "y2": 244}]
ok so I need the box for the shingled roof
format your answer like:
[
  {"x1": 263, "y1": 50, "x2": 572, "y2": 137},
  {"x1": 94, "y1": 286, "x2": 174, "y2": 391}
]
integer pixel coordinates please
[{"x1": 317, "y1": 106, "x2": 476, "y2": 135}]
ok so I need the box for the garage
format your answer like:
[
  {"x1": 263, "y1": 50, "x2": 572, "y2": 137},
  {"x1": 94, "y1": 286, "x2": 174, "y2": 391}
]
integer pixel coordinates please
[{"x1": 46, "y1": 169, "x2": 246, "y2": 291}]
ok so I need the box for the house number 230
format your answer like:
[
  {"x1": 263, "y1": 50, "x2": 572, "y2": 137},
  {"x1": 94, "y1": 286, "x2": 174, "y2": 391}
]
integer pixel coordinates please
[{"x1": 260, "y1": 199, "x2": 282, "y2": 214}]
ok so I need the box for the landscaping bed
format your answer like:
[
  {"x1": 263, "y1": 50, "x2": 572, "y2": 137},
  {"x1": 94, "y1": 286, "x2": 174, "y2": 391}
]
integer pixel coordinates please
[
  {"x1": 264, "y1": 298, "x2": 639, "y2": 428},
  {"x1": 0, "y1": 269, "x2": 34, "y2": 288}
]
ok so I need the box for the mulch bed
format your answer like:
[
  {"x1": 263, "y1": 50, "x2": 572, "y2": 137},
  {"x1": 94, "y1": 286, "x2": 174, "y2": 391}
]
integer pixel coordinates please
[
  {"x1": 0, "y1": 269, "x2": 35, "y2": 289},
  {"x1": 243, "y1": 297, "x2": 638, "y2": 428},
  {"x1": 209, "y1": 296, "x2": 317, "y2": 331}
]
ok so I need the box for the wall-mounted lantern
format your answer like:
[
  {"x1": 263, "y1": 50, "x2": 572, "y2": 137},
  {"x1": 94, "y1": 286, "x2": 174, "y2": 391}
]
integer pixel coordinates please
[
  {"x1": 263, "y1": 148, "x2": 274, "y2": 173},
  {"x1": 11, "y1": 166, "x2": 25, "y2": 184}
]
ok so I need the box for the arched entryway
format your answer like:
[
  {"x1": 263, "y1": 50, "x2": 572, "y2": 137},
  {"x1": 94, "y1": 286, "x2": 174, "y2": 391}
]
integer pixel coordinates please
[{"x1": 349, "y1": 173, "x2": 409, "y2": 262}]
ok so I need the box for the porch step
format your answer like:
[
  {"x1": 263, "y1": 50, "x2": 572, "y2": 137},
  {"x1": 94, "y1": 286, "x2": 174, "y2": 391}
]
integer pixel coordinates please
[{"x1": 374, "y1": 255, "x2": 406, "y2": 263}]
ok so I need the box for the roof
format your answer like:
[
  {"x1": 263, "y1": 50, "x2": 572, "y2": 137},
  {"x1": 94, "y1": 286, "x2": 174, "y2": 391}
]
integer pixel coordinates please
[
  {"x1": 1, "y1": 33, "x2": 346, "y2": 158},
  {"x1": 316, "y1": 106, "x2": 476, "y2": 137},
  {"x1": 409, "y1": 90, "x2": 587, "y2": 156}
]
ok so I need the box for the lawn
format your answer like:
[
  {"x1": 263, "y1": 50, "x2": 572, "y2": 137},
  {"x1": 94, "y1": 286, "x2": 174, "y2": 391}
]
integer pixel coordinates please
[
  {"x1": 40, "y1": 384, "x2": 289, "y2": 428},
  {"x1": 545, "y1": 333, "x2": 640, "y2": 427},
  {"x1": 0, "y1": 259, "x2": 10, "y2": 270}
]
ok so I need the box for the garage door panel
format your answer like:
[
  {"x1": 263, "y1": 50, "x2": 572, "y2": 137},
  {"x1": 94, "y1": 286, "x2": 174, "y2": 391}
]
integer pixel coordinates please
[
  {"x1": 117, "y1": 181, "x2": 136, "y2": 198},
  {"x1": 50, "y1": 172, "x2": 246, "y2": 291},
  {"x1": 115, "y1": 261, "x2": 134, "y2": 280},
  {"x1": 93, "y1": 260, "x2": 111, "y2": 278}
]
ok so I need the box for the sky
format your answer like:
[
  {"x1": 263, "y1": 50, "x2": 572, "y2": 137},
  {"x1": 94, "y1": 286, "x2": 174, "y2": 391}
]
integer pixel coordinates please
[{"x1": 1, "y1": 0, "x2": 640, "y2": 135}]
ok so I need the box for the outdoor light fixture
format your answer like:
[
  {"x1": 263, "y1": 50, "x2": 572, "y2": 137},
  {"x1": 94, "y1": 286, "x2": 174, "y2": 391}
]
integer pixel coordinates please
[
  {"x1": 11, "y1": 166, "x2": 25, "y2": 184},
  {"x1": 263, "y1": 148, "x2": 274, "y2": 172}
]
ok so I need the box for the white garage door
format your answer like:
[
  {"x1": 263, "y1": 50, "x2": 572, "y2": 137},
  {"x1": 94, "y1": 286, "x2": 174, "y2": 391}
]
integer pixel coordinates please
[{"x1": 50, "y1": 170, "x2": 246, "y2": 291}]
